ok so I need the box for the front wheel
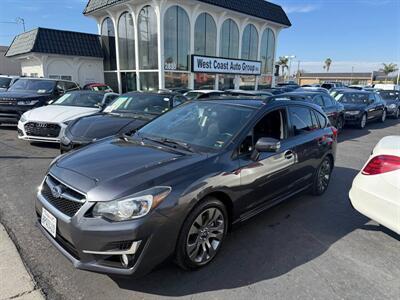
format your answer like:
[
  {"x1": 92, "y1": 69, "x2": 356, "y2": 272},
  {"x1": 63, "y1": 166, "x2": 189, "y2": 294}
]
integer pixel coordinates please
[
  {"x1": 336, "y1": 116, "x2": 344, "y2": 131},
  {"x1": 175, "y1": 198, "x2": 228, "y2": 270},
  {"x1": 395, "y1": 108, "x2": 400, "y2": 119},
  {"x1": 380, "y1": 109, "x2": 387, "y2": 123},
  {"x1": 358, "y1": 113, "x2": 367, "y2": 129},
  {"x1": 311, "y1": 156, "x2": 333, "y2": 196}
]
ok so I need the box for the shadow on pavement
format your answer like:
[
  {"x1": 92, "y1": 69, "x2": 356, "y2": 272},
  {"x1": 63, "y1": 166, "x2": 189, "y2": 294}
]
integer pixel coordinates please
[{"x1": 111, "y1": 166, "x2": 373, "y2": 296}]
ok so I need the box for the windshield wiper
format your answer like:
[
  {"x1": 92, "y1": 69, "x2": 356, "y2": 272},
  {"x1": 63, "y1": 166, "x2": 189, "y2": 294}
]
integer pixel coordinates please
[{"x1": 160, "y1": 138, "x2": 194, "y2": 153}]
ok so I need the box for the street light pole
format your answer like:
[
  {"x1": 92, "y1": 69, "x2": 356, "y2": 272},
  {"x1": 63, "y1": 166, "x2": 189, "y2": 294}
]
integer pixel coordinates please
[{"x1": 16, "y1": 17, "x2": 25, "y2": 32}]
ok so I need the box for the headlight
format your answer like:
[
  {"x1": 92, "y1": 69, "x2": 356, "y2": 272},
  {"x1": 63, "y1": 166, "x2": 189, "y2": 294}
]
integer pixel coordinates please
[
  {"x1": 17, "y1": 100, "x2": 39, "y2": 105},
  {"x1": 92, "y1": 186, "x2": 172, "y2": 222},
  {"x1": 345, "y1": 110, "x2": 360, "y2": 115},
  {"x1": 388, "y1": 104, "x2": 397, "y2": 109},
  {"x1": 19, "y1": 114, "x2": 27, "y2": 123}
]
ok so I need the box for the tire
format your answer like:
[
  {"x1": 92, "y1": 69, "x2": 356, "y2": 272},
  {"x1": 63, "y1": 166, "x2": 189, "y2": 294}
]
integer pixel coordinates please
[
  {"x1": 311, "y1": 156, "x2": 333, "y2": 196},
  {"x1": 175, "y1": 197, "x2": 228, "y2": 270},
  {"x1": 395, "y1": 108, "x2": 400, "y2": 119},
  {"x1": 358, "y1": 113, "x2": 367, "y2": 129},
  {"x1": 336, "y1": 116, "x2": 344, "y2": 131},
  {"x1": 380, "y1": 109, "x2": 387, "y2": 123}
]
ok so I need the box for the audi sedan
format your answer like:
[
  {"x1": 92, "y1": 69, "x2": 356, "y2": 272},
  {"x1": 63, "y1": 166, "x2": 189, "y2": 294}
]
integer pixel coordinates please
[{"x1": 36, "y1": 98, "x2": 337, "y2": 276}]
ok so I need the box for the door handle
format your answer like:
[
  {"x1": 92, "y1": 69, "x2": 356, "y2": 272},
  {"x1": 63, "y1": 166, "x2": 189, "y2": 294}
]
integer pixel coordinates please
[{"x1": 284, "y1": 150, "x2": 294, "y2": 160}]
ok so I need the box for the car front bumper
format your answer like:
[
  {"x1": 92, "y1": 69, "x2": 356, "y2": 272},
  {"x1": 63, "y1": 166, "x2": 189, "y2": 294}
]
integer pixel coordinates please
[{"x1": 35, "y1": 180, "x2": 180, "y2": 276}]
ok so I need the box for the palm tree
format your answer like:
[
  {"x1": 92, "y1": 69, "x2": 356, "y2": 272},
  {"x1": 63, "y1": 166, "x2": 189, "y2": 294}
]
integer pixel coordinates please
[
  {"x1": 277, "y1": 56, "x2": 289, "y2": 77},
  {"x1": 324, "y1": 58, "x2": 332, "y2": 72},
  {"x1": 382, "y1": 63, "x2": 398, "y2": 83}
]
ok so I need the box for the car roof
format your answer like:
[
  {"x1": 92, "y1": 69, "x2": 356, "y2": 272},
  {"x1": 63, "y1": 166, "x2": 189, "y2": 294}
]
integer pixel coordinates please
[
  {"x1": 0, "y1": 75, "x2": 19, "y2": 79},
  {"x1": 18, "y1": 77, "x2": 75, "y2": 83},
  {"x1": 122, "y1": 91, "x2": 182, "y2": 97},
  {"x1": 280, "y1": 91, "x2": 323, "y2": 97},
  {"x1": 188, "y1": 90, "x2": 222, "y2": 93}
]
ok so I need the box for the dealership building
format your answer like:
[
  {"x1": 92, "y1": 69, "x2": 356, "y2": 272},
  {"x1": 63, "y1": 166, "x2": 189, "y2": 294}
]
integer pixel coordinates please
[{"x1": 84, "y1": 0, "x2": 291, "y2": 93}]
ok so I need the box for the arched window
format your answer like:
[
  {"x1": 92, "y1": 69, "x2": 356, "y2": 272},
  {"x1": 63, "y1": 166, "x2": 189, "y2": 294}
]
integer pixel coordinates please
[
  {"x1": 164, "y1": 6, "x2": 190, "y2": 71},
  {"x1": 194, "y1": 13, "x2": 217, "y2": 56},
  {"x1": 260, "y1": 28, "x2": 275, "y2": 74},
  {"x1": 118, "y1": 12, "x2": 135, "y2": 70},
  {"x1": 101, "y1": 18, "x2": 117, "y2": 71},
  {"x1": 220, "y1": 19, "x2": 239, "y2": 59},
  {"x1": 241, "y1": 24, "x2": 258, "y2": 61},
  {"x1": 138, "y1": 6, "x2": 158, "y2": 69}
]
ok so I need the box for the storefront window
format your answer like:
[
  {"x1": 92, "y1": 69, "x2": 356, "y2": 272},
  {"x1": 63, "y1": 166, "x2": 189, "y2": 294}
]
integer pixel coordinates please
[
  {"x1": 140, "y1": 72, "x2": 159, "y2": 91},
  {"x1": 239, "y1": 76, "x2": 256, "y2": 90},
  {"x1": 101, "y1": 18, "x2": 117, "y2": 71},
  {"x1": 104, "y1": 72, "x2": 119, "y2": 92},
  {"x1": 165, "y1": 72, "x2": 189, "y2": 89},
  {"x1": 219, "y1": 75, "x2": 235, "y2": 90},
  {"x1": 194, "y1": 73, "x2": 216, "y2": 90},
  {"x1": 118, "y1": 12, "x2": 135, "y2": 70},
  {"x1": 220, "y1": 19, "x2": 239, "y2": 59},
  {"x1": 260, "y1": 28, "x2": 275, "y2": 74},
  {"x1": 138, "y1": 6, "x2": 158, "y2": 70},
  {"x1": 164, "y1": 6, "x2": 190, "y2": 71},
  {"x1": 241, "y1": 24, "x2": 259, "y2": 61},
  {"x1": 121, "y1": 72, "x2": 137, "y2": 93},
  {"x1": 194, "y1": 13, "x2": 217, "y2": 56},
  {"x1": 258, "y1": 75, "x2": 272, "y2": 89}
]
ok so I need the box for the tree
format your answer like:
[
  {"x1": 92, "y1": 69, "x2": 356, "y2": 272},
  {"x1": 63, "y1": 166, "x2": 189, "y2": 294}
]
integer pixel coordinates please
[
  {"x1": 382, "y1": 63, "x2": 398, "y2": 83},
  {"x1": 277, "y1": 56, "x2": 289, "y2": 77},
  {"x1": 324, "y1": 58, "x2": 332, "y2": 72}
]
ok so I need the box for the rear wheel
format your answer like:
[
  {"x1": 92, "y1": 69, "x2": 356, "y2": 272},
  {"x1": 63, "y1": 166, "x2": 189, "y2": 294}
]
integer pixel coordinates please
[
  {"x1": 395, "y1": 108, "x2": 400, "y2": 119},
  {"x1": 311, "y1": 156, "x2": 333, "y2": 196},
  {"x1": 358, "y1": 113, "x2": 367, "y2": 129},
  {"x1": 176, "y1": 197, "x2": 228, "y2": 270},
  {"x1": 336, "y1": 116, "x2": 344, "y2": 131},
  {"x1": 380, "y1": 109, "x2": 387, "y2": 123}
]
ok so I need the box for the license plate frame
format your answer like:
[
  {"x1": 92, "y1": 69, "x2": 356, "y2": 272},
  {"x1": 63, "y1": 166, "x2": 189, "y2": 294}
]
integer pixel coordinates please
[{"x1": 41, "y1": 207, "x2": 57, "y2": 238}]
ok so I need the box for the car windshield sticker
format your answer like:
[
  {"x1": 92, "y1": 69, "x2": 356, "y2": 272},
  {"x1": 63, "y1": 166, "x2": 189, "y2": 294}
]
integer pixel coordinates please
[
  {"x1": 37, "y1": 89, "x2": 47, "y2": 94},
  {"x1": 104, "y1": 97, "x2": 129, "y2": 113}
]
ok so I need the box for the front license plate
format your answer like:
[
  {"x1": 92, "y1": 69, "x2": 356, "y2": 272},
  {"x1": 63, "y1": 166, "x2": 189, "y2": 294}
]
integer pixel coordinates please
[{"x1": 41, "y1": 207, "x2": 57, "y2": 238}]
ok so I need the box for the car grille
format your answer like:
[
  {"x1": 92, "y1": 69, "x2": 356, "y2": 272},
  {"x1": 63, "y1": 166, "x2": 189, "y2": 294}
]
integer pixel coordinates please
[
  {"x1": 24, "y1": 122, "x2": 61, "y2": 138},
  {"x1": 40, "y1": 175, "x2": 86, "y2": 217},
  {"x1": 0, "y1": 99, "x2": 16, "y2": 105}
]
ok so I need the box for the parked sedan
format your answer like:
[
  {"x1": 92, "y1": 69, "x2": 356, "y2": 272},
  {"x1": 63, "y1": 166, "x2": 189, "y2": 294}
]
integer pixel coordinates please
[
  {"x1": 269, "y1": 91, "x2": 345, "y2": 131},
  {"x1": 378, "y1": 90, "x2": 400, "y2": 119},
  {"x1": 18, "y1": 91, "x2": 118, "y2": 143},
  {"x1": 60, "y1": 91, "x2": 187, "y2": 153},
  {"x1": 36, "y1": 98, "x2": 336, "y2": 276},
  {"x1": 332, "y1": 90, "x2": 387, "y2": 129},
  {"x1": 349, "y1": 136, "x2": 400, "y2": 235}
]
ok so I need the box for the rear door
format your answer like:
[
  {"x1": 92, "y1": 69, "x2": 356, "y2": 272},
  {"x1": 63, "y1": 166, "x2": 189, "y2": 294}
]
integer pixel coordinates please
[
  {"x1": 367, "y1": 93, "x2": 380, "y2": 120},
  {"x1": 322, "y1": 95, "x2": 339, "y2": 126}
]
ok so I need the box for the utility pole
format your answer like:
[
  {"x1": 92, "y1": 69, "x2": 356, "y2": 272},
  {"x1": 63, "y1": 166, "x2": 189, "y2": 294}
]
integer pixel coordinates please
[
  {"x1": 297, "y1": 60, "x2": 301, "y2": 84},
  {"x1": 16, "y1": 17, "x2": 26, "y2": 32}
]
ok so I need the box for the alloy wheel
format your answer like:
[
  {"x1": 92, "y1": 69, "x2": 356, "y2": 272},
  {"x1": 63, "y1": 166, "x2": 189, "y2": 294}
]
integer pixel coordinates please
[
  {"x1": 186, "y1": 207, "x2": 225, "y2": 265},
  {"x1": 317, "y1": 159, "x2": 331, "y2": 193},
  {"x1": 381, "y1": 110, "x2": 387, "y2": 122},
  {"x1": 360, "y1": 114, "x2": 367, "y2": 128}
]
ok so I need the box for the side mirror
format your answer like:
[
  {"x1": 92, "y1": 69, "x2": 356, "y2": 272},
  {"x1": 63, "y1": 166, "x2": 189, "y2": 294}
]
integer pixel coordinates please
[{"x1": 255, "y1": 137, "x2": 281, "y2": 152}]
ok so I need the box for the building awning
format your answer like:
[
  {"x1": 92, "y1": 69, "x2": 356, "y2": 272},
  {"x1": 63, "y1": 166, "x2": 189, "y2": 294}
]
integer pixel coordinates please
[
  {"x1": 83, "y1": 0, "x2": 291, "y2": 27},
  {"x1": 5, "y1": 28, "x2": 103, "y2": 58}
]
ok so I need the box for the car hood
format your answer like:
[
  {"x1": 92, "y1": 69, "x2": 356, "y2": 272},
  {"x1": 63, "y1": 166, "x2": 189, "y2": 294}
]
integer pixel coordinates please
[
  {"x1": 0, "y1": 91, "x2": 51, "y2": 100},
  {"x1": 342, "y1": 103, "x2": 367, "y2": 111},
  {"x1": 24, "y1": 105, "x2": 100, "y2": 123},
  {"x1": 68, "y1": 114, "x2": 152, "y2": 140},
  {"x1": 53, "y1": 137, "x2": 207, "y2": 201}
]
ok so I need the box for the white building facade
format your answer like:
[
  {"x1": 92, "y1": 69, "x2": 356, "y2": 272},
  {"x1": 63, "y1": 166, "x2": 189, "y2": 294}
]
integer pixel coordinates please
[{"x1": 84, "y1": 0, "x2": 291, "y2": 93}]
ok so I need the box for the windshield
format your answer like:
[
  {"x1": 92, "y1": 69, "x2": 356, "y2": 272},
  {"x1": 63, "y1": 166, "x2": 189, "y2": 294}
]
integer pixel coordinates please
[
  {"x1": 53, "y1": 92, "x2": 104, "y2": 108},
  {"x1": 92, "y1": 85, "x2": 110, "y2": 92},
  {"x1": 104, "y1": 94, "x2": 171, "y2": 115},
  {"x1": 8, "y1": 79, "x2": 55, "y2": 93},
  {"x1": 138, "y1": 102, "x2": 255, "y2": 151},
  {"x1": 378, "y1": 91, "x2": 399, "y2": 101},
  {"x1": 335, "y1": 93, "x2": 369, "y2": 104},
  {"x1": 0, "y1": 77, "x2": 12, "y2": 89}
]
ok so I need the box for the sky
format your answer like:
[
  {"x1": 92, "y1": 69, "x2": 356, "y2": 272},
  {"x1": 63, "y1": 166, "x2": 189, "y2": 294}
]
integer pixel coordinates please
[{"x1": 0, "y1": 0, "x2": 399, "y2": 73}]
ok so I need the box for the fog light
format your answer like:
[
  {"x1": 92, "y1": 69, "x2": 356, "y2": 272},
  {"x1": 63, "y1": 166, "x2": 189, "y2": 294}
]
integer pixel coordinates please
[{"x1": 120, "y1": 254, "x2": 134, "y2": 268}]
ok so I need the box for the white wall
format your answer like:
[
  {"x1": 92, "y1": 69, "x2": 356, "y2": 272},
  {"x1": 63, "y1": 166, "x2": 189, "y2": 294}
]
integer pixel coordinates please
[{"x1": 21, "y1": 57, "x2": 44, "y2": 77}]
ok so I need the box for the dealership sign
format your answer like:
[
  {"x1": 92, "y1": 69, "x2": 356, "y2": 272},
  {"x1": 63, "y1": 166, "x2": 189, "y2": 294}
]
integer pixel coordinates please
[{"x1": 191, "y1": 55, "x2": 262, "y2": 76}]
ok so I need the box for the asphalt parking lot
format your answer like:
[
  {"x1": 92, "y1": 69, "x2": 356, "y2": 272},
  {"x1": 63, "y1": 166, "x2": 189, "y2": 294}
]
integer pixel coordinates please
[{"x1": 0, "y1": 120, "x2": 399, "y2": 300}]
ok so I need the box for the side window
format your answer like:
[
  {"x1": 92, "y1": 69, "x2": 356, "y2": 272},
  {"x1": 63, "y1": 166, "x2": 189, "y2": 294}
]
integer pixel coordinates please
[
  {"x1": 104, "y1": 94, "x2": 118, "y2": 106},
  {"x1": 368, "y1": 93, "x2": 376, "y2": 103},
  {"x1": 56, "y1": 81, "x2": 66, "y2": 92},
  {"x1": 238, "y1": 108, "x2": 287, "y2": 155},
  {"x1": 64, "y1": 81, "x2": 79, "y2": 91},
  {"x1": 315, "y1": 111, "x2": 328, "y2": 128},
  {"x1": 323, "y1": 95, "x2": 334, "y2": 106},
  {"x1": 173, "y1": 96, "x2": 186, "y2": 107},
  {"x1": 289, "y1": 106, "x2": 316, "y2": 136},
  {"x1": 313, "y1": 95, "x2": 325, "y2": 107}
]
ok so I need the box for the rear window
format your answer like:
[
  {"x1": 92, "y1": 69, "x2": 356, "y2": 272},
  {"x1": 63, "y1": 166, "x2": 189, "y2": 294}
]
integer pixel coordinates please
[{"x1": 0, "y1": 77, "x2": 12, "y2": 88}]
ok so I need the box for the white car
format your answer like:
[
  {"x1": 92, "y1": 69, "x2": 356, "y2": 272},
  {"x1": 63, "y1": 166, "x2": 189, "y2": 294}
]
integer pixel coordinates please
[
  {"x1": 18, "y1": 91, "x2": 118, "y2": 143},
  {"x1": 349, "y1": 136, "x2": 400, "y2": 235}
]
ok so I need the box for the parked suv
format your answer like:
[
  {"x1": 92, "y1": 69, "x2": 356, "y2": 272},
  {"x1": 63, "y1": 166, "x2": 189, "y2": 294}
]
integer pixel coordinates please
[
  {"x1": 0, "y1": 75, "x2": 19, "y2": 92},
  {"x1": 332, "y1": 90, "x2": 387, "y2": 129},
  {"x1": 0, "y1": 78, "x2": 79, "y2": 125},
  {"x1": 60, "y1": 91, "x2": 187, "y2": 153},
  {"x1": 270, "y1": 91, "x2": 345, "y2": 131},
  {"x1": 36, "y1": 98, "x2": 337, "y2": 276}
]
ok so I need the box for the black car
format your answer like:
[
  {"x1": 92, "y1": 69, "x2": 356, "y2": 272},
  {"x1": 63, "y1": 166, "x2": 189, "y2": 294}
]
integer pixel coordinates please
[
  {"x1": 0, "y1": 78, "x2": 79, "y2": 124},
  {"x1": 36, "y1": 98, "x2": 337, "y2": 276},
  {"x1": 270, "y1": 91, "x2": 345, "y2": 131},
  {"x1": 225, "y1": 90, "x2": 273, "y2": 98},
  {"x1": 60, "y1": 91, "x2": 187, "y2": 153},
  {"x1": 377, "y1": 90, "x2": 400, "y2": 119},
  {"x1": 332, "y1": 90, "x2": 387, "y2": 129}
]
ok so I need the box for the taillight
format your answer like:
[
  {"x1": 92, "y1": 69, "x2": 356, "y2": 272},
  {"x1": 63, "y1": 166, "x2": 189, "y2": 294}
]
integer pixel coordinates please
[
  {"x1": 362, "y1": 155, "x2": 400, "y2": 175},
  {"x1": 330, "y1": 126, "x2": 338, "y2": 139}
]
